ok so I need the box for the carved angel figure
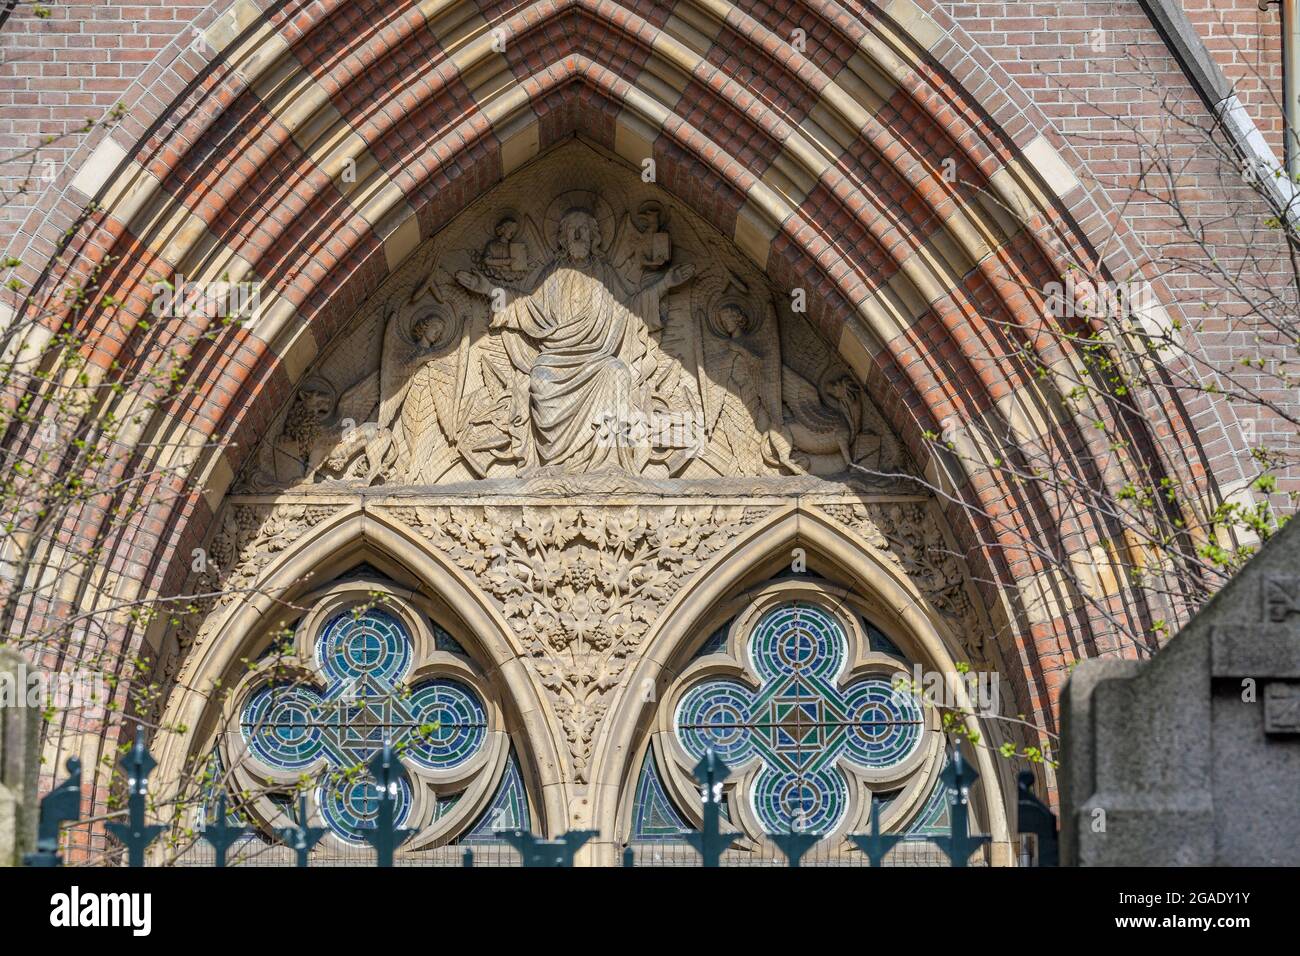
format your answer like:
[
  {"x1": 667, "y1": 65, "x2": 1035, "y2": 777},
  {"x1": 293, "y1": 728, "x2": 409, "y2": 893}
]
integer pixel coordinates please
[
  {"x1": 255, "y1": 298, "x2": 466, "y2": 488},
  {"x1": 375, "y1": 304, "x2": 465, "y2": 484},
  {"x1": 295, "y1": 373, "x2": 394, "y2": 485},
  {"x1": 455, "y1": 206, "x2": 695, "y2": 475},
  {"x1": 698, "y1": 295, "x2": 804, "y2": 475},
  {"x1": 475, "y1": 216, "x2": 530, "y2": 282}
]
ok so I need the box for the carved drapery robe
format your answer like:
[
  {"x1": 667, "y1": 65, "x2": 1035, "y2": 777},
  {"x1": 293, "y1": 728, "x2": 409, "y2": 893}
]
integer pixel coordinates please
[{"x1": 491, "y1": 260, "x2": 663, "y2": 473}]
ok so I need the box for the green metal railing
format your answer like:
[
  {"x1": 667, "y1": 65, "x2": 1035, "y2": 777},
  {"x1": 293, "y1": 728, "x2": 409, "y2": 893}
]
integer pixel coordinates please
[{"x1": 23, "y1": 730, "x2": 1058, "y2": 868}]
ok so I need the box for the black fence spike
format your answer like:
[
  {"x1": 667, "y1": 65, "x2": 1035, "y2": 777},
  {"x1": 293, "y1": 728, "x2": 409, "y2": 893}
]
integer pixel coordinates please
[
  {"x1": 22, "y1": 757, "x2": 82, "y2": 867},
  {"x1": 17, "y1": 730, "x2": 1057, "y2": 870},
  {"x1": 771, "y1": 829, "x2": 821, "y2": 867},
  {"x1": 923, "y1": 748, "x2": 991, "y2": 867},
  {"x1": 849, "y1": 800, "x2": 907, "y2": 867},
  {"x1": 1017, "y1": 770, "x2": 1059, "y2": 866},
  {"x1": 276, "y1": 794, "x2": 327, "y2": 867},
  {"x1": 684, "y1": 748, "x2": 740, "y2": 867},
  {"x1": 104, "y1": 728, "x2": 164, "y2": 867},
  {"x1": 501, "y1": 829, "x2": 596, "y2": 867},
  {"x1": 362, "y1": 741, "x2": 412, "y2": 867},
  {"x1": 199, "y1": 792, "x2": 250, "y2": 866}
]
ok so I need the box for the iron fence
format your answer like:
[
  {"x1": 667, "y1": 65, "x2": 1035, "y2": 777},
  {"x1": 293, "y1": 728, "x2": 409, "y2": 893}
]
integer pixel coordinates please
[{"x1": 22, "y1": 731, "x2": 1057, "y2": 868}]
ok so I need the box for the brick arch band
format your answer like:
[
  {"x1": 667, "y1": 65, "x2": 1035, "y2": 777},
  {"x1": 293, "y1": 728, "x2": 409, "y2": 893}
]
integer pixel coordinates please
[{"x1": 2, "y1": 0, "x2": 1229, "y2": 823}]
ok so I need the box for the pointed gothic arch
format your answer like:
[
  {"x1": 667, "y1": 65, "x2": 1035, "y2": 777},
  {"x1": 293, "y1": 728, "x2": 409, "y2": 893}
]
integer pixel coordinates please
[
  {"x1": 1, "y1": 0, "x2": 1237, "y2": 859},
  {"x1": 151, "y1": 504, "x2": 570, "y2": 847},
  {"x1": 587, "y1": 503, "x2": 1014, "y2": 865}
]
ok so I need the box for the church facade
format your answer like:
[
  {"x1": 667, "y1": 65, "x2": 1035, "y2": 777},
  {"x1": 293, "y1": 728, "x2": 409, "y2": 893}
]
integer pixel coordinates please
[{"x1": 0, "y1": 1, "x2": 1286, "y2": 864}]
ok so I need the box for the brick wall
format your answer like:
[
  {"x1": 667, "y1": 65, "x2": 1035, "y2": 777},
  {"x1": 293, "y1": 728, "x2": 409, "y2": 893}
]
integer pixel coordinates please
[
  {"x1": 935, "y1": 0, "x2": 1296, "y2": 496},
  {"x1": 0, "y1": 0, "x2": 1291, "y2": 837}
]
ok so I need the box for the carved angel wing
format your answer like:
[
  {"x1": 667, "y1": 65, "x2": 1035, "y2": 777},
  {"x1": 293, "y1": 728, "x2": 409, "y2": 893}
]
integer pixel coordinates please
[
  {"x1": 693, "y1": 270, "x2": 732, "y2": 436},
  {"x1": 752, "y1": 295, "x2": 785, "y2": 423},
  {"x1": 335, "y1": 371, "x2": 380, "y2": 425},
  {"x1": 385, "y1": 287, "x2": 472, "y2": 481},
  {"x1": 781, "y1": 365, "x2": 841, "y2": 431},
  {"x1": 609, "y1": 211, "x2": 639, "y2": 278},
  {"x1": 400, "y1": 357, "x2": 460, "y2": 482},
  {"x1": 515, "y1": 213, "x2": 547, "y2": 283},
  {"x1": 377, "y1": 306, "x2": 418, "y2": 430},
  {"x1": 476, "y1": 332, "x2": 516, "y2": 390}
]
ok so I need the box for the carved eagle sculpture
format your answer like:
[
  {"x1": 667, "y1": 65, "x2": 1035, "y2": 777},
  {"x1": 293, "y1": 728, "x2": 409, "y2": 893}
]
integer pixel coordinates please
[{"x1": 780, "y1": 365, "x2": 864, "y2": 467}]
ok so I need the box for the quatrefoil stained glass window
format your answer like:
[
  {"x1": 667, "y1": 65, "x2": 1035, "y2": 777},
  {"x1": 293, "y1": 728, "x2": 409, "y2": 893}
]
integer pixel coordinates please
[
  {"x1": 233, "y1": 602, "x2": 512, "y2": 845},
  {"x1": 670, "y1": 600, "x2": 933, "y2": 837}
]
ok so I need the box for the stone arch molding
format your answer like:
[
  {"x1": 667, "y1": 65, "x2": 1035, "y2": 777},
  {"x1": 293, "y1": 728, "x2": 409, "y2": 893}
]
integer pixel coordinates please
[
  {"x1": 167, "y1": 484, "x2": 1002, "y2": 854},
  {"x1": 217, "y1": 577, "x2": 514, "y2": 850},
  {"x1": 11, "y1": 0, "x2": 1215, "y2": 843},
  {"x1": 153, "y1": 503, "x2": 572, "y2": 840},
  {"x1": 147, "y1": 128, "x2": 1023, "y2": 855},
  {"x1": 586, "y1": 505, "x2": 1012, "y2": 864},
  {"x1": 645, "y1": 582, "x2": 946, "y2": 848}
]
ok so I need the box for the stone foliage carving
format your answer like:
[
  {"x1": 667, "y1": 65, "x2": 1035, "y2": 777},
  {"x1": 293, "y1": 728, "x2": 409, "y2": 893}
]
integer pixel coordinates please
[
  {"x1": 819, "y1": 502, "x2": 986, "y2": 663},
  {"x1": 390, "y1": 503, "x2": 769, "y2": 781},
  {"x1": 174, "y1": 503, "x2": 338, "y2": 654},
  {"x1": 239, "y1": 146, "x2": 906, "y2": 491}
]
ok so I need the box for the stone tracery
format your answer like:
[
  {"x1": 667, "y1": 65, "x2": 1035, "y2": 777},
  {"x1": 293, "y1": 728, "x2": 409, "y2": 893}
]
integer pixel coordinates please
[
  {"x1": 656, "y1": 595, "x2": 943, "y2": 843},
  {"x1": 171, "y1": 146, "x2": 1005, "y2": 859}
]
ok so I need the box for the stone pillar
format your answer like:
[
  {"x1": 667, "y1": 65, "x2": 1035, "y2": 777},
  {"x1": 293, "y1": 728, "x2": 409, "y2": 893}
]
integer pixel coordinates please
[
  {"x1": 1061, "y1": 519, "x2": 1300, "y2": 865},
  {"x1": 0, "y1": 648, "x2": 41, "y2": 866}
]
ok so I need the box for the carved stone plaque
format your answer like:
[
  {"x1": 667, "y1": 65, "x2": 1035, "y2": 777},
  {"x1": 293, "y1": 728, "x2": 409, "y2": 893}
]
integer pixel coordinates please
[{"x1": 1264, "y1": 682, "x2": 1300, "y2": 735}]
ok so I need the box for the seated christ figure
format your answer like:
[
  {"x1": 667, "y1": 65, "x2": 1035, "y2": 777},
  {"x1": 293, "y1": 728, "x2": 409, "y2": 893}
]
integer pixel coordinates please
[{"x1": 457, "y1": 208, "x2": 694, "y2": 475}]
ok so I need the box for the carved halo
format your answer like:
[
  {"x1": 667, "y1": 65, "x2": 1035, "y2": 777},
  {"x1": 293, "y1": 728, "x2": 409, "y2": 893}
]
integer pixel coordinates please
[
  {"x1": 407, "y1": 303, "x2": 461, "y2": 351},
  {"x1": 634, "y1": 199, "x2": 669, "y2": 232},
  {"x1": 699, "y1": 270, "x2": 763, "y2": 340},
  {"x1": 544, "y1": 189, "x2": 615, "y2": 255}
]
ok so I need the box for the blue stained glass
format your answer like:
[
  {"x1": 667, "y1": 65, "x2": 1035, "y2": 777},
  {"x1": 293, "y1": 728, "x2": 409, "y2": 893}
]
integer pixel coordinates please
[
  {"x1": 674, "y1": 602, "x2": 925, "y2": 835},
  {"x1": 239, "y1": 607, "x2": 490, "y2": 843},
  {"x1": 631, "y1": 749, "x2": 693, "y2": 841},
  {"x1": 904, "y1": 749, "x2": 961, "y2": 838},
  {"x1": 693, "y1": 620, "x2": 732, "y2": 659},
  {"x1": 315, "y1": 609, "x2": 410, "y2": 685},
  {"x1": 318, "y1": 771, "x2": 414, "y2": 843},
  {"x1": 405, "y1": 680, "x2": 488, "y2": 770},
  {"x1": 843, "y1": 678, "x2": 924, "y2": 768},
  {"x1": 676, "y1": 679, "x2": 755, "y2": 765},
  {"x1": 748, "y1": 602, "x2": 844, "y2": 681},
  {"x1": 864, "y1": 619, "x2": 906, "y2": 659},
  {"x1": 462, "y1": 750, "x2": 530, "y2": 843},
  {"x1": 243, "y1": 684, "x2": 324, "y2": 770},
  {"x1": 433, "y1": 623, "x2": 468, "y2": 655}
]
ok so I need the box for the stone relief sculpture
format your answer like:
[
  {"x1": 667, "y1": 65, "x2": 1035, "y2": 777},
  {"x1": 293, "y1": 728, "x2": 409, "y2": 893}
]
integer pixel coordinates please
[
  {"x1": 820, "y1": 501, "x2": 988, "y2": 666},
  {"x1": 454, "y1": 196, "x2": 696, "y2": 476},
  {"x1": 694, "y1": 276, "x2": 803, "y2": 476},
  {"x1": 186, "y1": 148, "x2": 989, "y2": 803},
  {"x1": 392, "y1": 502, "x2": 770, "y2": 781},
  {"x1": 240, "y1": 171, "x2": 905, "y2": 491}
]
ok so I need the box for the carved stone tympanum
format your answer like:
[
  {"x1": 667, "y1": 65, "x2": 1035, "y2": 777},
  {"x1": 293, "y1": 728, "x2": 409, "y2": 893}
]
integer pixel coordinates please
[
  {"x1": 174, "y1": 145, "x2": 992, "y2": 819},
  {"x1": 392, "y1": 502, "x2": 769, "y2": 781},
  {"x1": 240, "y1": 147, "x2": 905, "y2": 491}
]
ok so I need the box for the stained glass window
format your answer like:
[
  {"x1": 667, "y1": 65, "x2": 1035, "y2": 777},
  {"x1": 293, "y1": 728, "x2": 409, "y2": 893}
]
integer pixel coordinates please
[
  {"x1": 669, "y1": 600, "x2": 930, "y2": 837},
  {"x1": 236, "y1": 605, "x2": 494, "y2": 844},
  {"x1": 463, "y1": 750, "x2": 532, "y2": 842},
  {"x1": 630, "y1": 749, "x2": 693, "y2": 841}
]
